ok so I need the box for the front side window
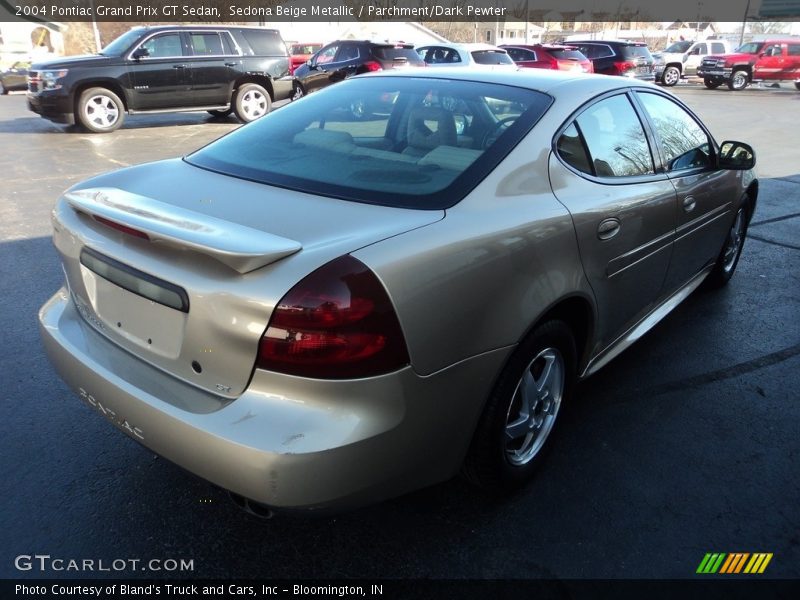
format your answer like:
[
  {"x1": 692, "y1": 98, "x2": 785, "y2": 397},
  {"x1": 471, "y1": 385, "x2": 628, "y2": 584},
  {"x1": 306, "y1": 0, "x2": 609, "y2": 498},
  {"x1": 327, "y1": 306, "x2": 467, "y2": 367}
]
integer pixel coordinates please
[
  {"x1": 736, "y1": 42, "x2": 764, "y2": 54},
  {"x1": 315, "y1": 44, "x2": 339, "y2": 65},
  {"x1": 141, "y1": 33, "x2": 183, "y2": 58},
  {"x1": 572, "y1": 94, "x2": 654, "y2": 177},
  {"x1": 187, "y1": 77, "x2": 552, "y2": 209},
  {"x1": 636, "y1": 92, "x2": 711, "y2": 172}
]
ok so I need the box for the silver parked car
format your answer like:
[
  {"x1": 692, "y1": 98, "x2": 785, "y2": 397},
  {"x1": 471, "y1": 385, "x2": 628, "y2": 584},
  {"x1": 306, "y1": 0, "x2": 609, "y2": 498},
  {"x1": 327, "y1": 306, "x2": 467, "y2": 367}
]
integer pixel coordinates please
[{"x1": 39, "y1": 69, "x2": 756, "y2": 515}]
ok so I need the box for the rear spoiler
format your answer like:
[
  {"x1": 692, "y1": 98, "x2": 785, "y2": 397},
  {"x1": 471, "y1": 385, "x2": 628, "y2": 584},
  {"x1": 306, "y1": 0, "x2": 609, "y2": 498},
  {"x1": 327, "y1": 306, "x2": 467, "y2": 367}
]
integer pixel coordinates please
[{"x1": 65, "y1": 187, "x2": 302, "y2": 274}]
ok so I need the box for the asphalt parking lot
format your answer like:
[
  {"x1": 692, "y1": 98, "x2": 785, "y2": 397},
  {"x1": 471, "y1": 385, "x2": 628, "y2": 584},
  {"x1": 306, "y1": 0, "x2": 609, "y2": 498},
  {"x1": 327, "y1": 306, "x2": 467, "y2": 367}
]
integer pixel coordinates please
[{"x1": 1, "y1": 81, "x2": 799, "y2": 581}]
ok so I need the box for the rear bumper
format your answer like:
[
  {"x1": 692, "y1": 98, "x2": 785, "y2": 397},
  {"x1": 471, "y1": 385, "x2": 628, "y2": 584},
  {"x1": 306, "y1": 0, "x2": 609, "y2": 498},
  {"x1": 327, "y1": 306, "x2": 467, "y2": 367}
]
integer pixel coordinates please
[{"x1": 39, "y1": 289, "x2": 509, "y2": 512}]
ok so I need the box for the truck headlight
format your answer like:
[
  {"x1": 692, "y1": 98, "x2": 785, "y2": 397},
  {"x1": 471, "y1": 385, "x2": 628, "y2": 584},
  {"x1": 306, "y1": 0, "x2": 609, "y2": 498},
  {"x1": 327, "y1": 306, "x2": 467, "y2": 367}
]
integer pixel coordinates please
[{"x1": 40, "y1": 69, "x2": 69, "y2": 90}]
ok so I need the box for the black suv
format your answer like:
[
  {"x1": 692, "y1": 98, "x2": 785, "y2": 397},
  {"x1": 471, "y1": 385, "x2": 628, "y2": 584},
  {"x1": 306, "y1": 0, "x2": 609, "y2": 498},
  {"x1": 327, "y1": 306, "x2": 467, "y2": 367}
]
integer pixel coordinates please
[
  {"x1": 567, "y1": 40, "x2": 656, "y2": 80},
  {"x1": 291, "y1": 40, "x2": 425, "y2": 104},
  {"x1": 27, "y1": 26, "x2": 292, "y2": 132}
]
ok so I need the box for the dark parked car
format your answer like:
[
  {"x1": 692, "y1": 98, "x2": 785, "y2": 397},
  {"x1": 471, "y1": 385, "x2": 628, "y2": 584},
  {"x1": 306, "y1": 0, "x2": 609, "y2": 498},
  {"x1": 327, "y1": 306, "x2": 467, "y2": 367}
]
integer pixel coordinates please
[
  {"x1": 0, "y1": 60, "x2": 30, "y2": 94},
  {"x1": 567, "y1": 40, "x2": 656, "y2": 80},
  {"x1": 500, "y1": 44, "x2": 593, "y2": 73},
  {"x1": 27, "y1": 25, "x2": 292, "y2": 132},
  {"x1": 291, "y1": 40, "x2": 425, "y2": 103}
]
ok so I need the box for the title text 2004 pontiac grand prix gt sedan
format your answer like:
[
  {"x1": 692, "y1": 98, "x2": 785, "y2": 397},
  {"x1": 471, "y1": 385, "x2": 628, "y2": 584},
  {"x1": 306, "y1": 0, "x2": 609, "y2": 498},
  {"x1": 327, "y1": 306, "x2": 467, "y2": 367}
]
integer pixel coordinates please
[{"x1": 39, "y1": 69, "x2": 756, "y2": 515}]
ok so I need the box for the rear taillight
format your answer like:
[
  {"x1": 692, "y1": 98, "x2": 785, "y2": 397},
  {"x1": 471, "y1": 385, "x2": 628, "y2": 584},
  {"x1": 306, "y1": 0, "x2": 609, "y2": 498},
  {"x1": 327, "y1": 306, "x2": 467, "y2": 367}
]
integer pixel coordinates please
[
  {"x1": 613, "y1": 61, "x2": 636, "y2": 75},
  {"x1": 363, "y1": 61, "x2": 383, "y2": 72},
  {"x1": 256, "y1": 255, "x2": 409, "y2": 379}
]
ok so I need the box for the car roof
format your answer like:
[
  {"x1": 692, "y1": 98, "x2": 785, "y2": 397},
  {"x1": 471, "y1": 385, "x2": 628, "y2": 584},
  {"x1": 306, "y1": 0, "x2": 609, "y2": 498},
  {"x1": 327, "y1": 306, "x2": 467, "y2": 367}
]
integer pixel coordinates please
[
  {"x1": 363, "y1": 65, "x2": 656, "y2": 95},
  {"x1": 422, "y1": 42, "x2": 506, "y2": 52}
]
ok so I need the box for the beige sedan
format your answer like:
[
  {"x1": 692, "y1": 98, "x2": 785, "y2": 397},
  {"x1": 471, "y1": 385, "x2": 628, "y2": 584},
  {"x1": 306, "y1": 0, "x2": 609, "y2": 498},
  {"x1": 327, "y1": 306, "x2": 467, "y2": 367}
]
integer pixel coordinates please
[{"x1": 39, "y1": 69, "x2": 756, "y2": 515}]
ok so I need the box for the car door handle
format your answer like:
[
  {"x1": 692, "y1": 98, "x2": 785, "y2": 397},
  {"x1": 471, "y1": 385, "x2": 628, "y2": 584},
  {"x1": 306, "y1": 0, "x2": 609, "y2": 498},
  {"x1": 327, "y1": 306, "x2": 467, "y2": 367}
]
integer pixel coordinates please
[
  {"x1": 172, "y1": 64, "x2": 187, "y2": 69},
  {"x1": 682, "y1": 196, "x2": 697, "y2": 213},
  {"x1": 597, "y1": 218, "x2": 621, "y2": 240},
  {"x1": 224, "y1": 62, "x2": 238, "y2": 67}
]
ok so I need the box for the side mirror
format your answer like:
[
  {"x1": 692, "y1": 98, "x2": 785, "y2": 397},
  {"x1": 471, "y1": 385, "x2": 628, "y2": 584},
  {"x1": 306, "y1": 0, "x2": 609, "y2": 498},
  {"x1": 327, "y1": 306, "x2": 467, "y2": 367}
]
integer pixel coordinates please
[
  {"x1": 718, "y1": 141, "x2": 755, "y2": 170},
  {"x1": 132, "y1": 47, "x2": 150, "y2": 60}
]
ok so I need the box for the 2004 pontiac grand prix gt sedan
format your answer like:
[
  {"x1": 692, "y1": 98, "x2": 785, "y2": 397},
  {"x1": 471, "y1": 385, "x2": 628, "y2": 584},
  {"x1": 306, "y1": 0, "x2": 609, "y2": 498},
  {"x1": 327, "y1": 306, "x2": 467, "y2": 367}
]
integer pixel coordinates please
[{"x1": 39, "y1": 69, "x2": 757, "y2": 515}]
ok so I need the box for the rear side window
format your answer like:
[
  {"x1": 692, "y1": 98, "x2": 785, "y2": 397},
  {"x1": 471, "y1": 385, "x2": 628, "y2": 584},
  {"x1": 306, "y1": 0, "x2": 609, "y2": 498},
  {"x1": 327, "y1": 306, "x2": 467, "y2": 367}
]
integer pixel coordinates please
[
  {"x1": 789, "y1": 44, "x2": 800, "y2": 56},
  {"x1": 570, "y1": 94, "x2": 654, "y2": 177},
  {"x1": 239, "y1": 29, "x2": 285, "y2": 56},
  {"x1": 576, "y1": 44, "x2": 614, "y2": 59},
  {"x1": 711, "y1": 42, "x2": 727, "y2": 54},
  {"x1": 620, "y1": 45, "x2": 652, "y2": 59},
  {"x1": 471, "y1": 50, "x2": 514, "y2": 65},
  {"x1": 190, "y1": 33, "x2": 224, "y2": 56}
]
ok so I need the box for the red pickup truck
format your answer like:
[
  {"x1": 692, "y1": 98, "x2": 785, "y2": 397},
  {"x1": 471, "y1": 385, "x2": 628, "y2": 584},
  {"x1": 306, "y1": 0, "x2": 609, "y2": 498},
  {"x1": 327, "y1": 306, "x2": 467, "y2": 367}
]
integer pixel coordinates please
[{"x1": 698, "y1": 39, "x2": 800, "y2": 90}]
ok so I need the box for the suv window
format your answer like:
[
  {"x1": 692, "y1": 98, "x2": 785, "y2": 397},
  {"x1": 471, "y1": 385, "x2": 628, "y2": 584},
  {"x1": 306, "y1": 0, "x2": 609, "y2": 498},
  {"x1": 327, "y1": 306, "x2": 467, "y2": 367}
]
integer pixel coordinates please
[
  {"x1": 637, "y1": 92, "x2": 711, "y2": 172},
  {"x1": 190, "y1": 33, "x2": 225, "y2": 56},
  {"x1": 788, "y1": 44, "x2": 800, "y2": 56},
  {"x1": 141, "y1": 33, "x2": 184, "y2": 58},
  {"x1": 576, "y1": 44, "x2": 614, "y2": 59},
  {"x1": 570, "y1": 94, "x2": 654, "y2": 177},
  {"x1": 763, "y1": 44, "x2": 782, "y2": 57},
  {"x1": 549, "y1": 48, "x2": 585, "y2": 60},
  {"x1": 336, "y1": 45, "x2": 361, "y2": 62},
  {"x1": 619, "y1": 45, "x2": 652, "y2": 59},
  {"x1": 315, "y1": 44, "x2": 339, "y2": 65},
  {"x1": 239, "y1": 29, "x2": 285, "y2": 55}
]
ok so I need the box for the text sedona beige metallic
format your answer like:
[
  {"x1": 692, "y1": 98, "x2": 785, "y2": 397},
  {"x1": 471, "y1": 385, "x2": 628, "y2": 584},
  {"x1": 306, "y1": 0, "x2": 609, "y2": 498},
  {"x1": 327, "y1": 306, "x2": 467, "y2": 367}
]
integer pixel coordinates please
[{"x1": 39, "y1": 69, "x2": 756, "y2": 514}]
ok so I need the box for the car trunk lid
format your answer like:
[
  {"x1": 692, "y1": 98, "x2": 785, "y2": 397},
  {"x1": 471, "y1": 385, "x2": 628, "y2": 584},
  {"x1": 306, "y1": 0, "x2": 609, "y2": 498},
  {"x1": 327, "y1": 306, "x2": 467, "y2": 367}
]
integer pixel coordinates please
[{"x1": 52, "y1": 159, "x2": 443, "y2": 400}]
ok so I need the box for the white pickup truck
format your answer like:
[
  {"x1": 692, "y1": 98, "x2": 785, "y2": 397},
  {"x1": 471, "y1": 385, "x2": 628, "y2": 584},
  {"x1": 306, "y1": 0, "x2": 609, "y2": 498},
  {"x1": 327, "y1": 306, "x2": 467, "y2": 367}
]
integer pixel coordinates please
[{"x1": 654, "y1": 39, "x2": 734, "y2": 86}]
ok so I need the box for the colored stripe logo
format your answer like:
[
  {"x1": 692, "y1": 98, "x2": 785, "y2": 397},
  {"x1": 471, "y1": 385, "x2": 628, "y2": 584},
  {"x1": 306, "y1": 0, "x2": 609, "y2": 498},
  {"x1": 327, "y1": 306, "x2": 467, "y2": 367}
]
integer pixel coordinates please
[{"x1": 696, "y1": 553, "x2": 773, "y2": 574}]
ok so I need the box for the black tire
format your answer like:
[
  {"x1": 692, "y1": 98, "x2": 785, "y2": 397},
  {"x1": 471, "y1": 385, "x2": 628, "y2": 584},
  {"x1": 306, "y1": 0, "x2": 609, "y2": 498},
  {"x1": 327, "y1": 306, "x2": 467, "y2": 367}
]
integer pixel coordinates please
[
  {"x1": 704, "y1": 78, "x2": 721, "y2": 89},
  {"x1": 207, "y1": 108, "x2": 232, "y2": 118},
  {"x1": 233, "y1": 83, "x2": 271, "y2": 123},
  {"x1": 661, "y1": 65, "x2": 681, "y2": 87},
  {"x1": 728, "y1": 70, "x2": 749, "y2": 91},
  {"x1": 291, "y1": 82, "x2": 305, "y2": 101},
  {"x1": 463, "y1": 320, "x2": 576, "y2": 490},
  {"x1": 705, "y1": 198, "x2": 750, "y2": 289},
  {"x1": 795, "y1": 82, "x2": 800, "y2": 91},
  {"x1": 76, "y1": 87, "x2": 125, "y2": 133}
]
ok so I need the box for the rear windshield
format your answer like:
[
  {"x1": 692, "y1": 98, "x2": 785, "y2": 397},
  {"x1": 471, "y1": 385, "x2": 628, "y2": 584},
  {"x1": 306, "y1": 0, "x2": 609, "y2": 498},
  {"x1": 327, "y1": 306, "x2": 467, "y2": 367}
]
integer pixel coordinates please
[
  {"x1": 187, "y1": 77, "x2": 551, "y2": 210},
  {"x1": 239, "y1": 29, "x2": 285, "y2": 56},
  {"x1": 620, "y1": 45, "x2": 653, "y2": 59},
  {"x1": 472, "y1": 50, "x2": 515, "y2": 65},
  {"x1": 549, "y1": 49, "x2": 586, "y2": 60},
  {"x1": 373, "y1": 47, "x2": 423, "y2": 63}
]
